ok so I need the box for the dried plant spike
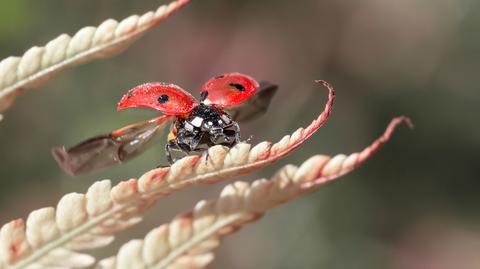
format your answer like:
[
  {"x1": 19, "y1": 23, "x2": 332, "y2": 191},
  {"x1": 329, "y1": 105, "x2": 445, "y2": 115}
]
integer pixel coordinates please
[
  {"x1": 302, "y1": 116, "x2": 413, "y2": 189},
  {"x1": 0, "y1": 219, "x2": 31, "y2": 265},
  {"x1": 0, "y1": 0, "x2": 191, "y2": 116},
  {"x1": 97, "y1": 117, "x2": 410, "y2": 269},
  {"x1": 0, "y1": 80, "x2": 333, "y2": 269}
]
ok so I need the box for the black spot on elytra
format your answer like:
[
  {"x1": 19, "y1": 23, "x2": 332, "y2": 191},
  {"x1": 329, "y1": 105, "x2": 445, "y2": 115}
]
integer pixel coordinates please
[
  {"x1": 158, "y1": 94, "x2": 169, "y2": 104},
  {"x1": 215, "y1": 75, "x2": 225, "y2": 79},
  {"x1": 229, "y1": 83, "x2": 245, "y2": 91},
  {"x1": 127, "y1": 90, "x2": 133, "y2": 99}
]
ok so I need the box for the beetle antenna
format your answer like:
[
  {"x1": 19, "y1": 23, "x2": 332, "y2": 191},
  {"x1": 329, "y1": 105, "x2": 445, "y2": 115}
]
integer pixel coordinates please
[{"x1": 200, "y1": 91, "x2": 209, "y2": 102}]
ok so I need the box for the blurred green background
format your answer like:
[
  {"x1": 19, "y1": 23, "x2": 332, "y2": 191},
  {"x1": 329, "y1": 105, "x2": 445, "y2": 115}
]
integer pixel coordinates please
[{"x1": 1, "y1": 0, "x2": 480, "y2": 268}]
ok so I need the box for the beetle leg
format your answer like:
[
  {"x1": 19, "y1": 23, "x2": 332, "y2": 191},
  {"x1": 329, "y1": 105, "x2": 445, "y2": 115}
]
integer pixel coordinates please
[
  {"x1": 209, "y1": 121, "x2": 237, "y2": 146},
  {"x1": 233, "y1": 121, "x2": 241, "y2": 143},
  {"x1": 186, "y1": 131, "x2": 211, "y2": 165},
  {"x1": 210, "y1": 129, "x2": 227, "y2": 145},
  {"x1": 189, "y1": 131, "x2": 209, "y2": 151},
  {"x1": 204, "y1": 149, "x2": 211, "y2": 165},
  {"x1": 165, "y1": 139, "x2": 190, "y2": 164},
  {"x1": 165, "y1": 142, "x2": 174, "y2": 165}
]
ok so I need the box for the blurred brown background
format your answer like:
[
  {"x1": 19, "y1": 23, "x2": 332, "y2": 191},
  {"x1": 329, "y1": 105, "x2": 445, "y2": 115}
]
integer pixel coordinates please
[{"x1": 1, "y1": 0, "x2": 479, "y2": 268}]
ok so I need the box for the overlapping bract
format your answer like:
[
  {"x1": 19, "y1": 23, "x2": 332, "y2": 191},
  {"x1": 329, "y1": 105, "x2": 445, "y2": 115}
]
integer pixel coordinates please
[{"x1": 96, "y1": 117, "x2": 411, "y2": 269}]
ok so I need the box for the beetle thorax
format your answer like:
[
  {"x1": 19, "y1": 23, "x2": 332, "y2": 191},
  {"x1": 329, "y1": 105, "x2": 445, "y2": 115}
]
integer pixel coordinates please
[{"x1": 183, "y1": 104, "x2": 233, "y2": 132}]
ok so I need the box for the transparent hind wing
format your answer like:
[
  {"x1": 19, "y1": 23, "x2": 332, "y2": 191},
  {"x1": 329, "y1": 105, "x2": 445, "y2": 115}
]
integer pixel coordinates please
[
  {"x1": 52, "y1": 115, "x2": 173, "y2": 175},
  {"x1": 225, "y1": 81, "x2": 278, "y2": 122}
]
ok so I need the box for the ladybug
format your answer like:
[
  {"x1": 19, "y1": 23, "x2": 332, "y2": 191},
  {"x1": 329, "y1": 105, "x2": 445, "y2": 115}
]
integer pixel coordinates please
[{"x1": 52, "y1": 73, "x2": 278, "y2": 175}]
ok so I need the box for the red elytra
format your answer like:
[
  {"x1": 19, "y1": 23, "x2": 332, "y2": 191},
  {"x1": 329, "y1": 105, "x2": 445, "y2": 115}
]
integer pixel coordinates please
[
  {"x1": 117, "y1": 82, "x2": 198, "y2": 116},
  {"x1": 200, "y1": 73, "x2": 259, "y2": 107},
  {"x1": 118, "y1": 73, "x2": 260, "y2": 114}
]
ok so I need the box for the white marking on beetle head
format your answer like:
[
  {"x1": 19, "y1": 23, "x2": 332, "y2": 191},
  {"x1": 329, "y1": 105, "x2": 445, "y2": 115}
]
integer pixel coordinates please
[
  {"x1": 185, "y1": 121, "x2": 194, "y2": 131},
  {"x1": 191, "y1": 117, "x2": 203, "y2": 127}
]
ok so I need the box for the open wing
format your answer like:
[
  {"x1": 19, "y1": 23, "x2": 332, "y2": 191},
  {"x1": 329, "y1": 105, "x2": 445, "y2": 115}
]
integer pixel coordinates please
[
  {"x1": 52, "y1": 115, "x2": 173, "y2": 176},
  {"x1": 200, "y1": 73, "x2": 260, "y2": 108},
  {"x1": 118, "y1": 82, "x2": 198, "y2": 115},
  {"x1": 224, "y1": 81, "x2": 278, "y2": 122},
  {"x1": 200, "y1": 73, "x2": 278, "y2": 122}
]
